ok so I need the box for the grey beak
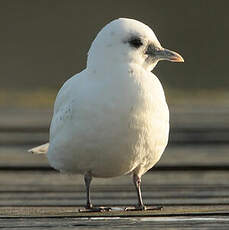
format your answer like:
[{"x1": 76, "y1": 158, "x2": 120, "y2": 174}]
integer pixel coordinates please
[
  {"x1": 146, "y1": 45, "x2": 184, "y2": 63},
  {"x1": 156, "y1": 48, "x2": 184, "y2": 62}
]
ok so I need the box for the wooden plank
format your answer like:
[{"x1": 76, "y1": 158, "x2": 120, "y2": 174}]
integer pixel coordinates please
[
  {"x1": 0, "y1": 133, "x2": 49, "y2": 146},
  {"x1": 0, "y1": 205, "x2": 229, "y2": 218},
  {"x1": 0, "y1": 144, "x2": 229, "y2": 168},
  {"x1": 170, "y1": 105, "x2": 229, "y2": 129},
  {"x1": 159, "y1": 144, "x2": 229, "y2": 166},
  {"x1": 0, "y1": 171, "x2": 229, "y2": 207},
  {"x1": 0, "y1": 170, "x2": 229, "y2": 228},
  {"x1": 0, "y1": 171, "x2": 229, "y2": 206},
  {"x1": 0, "y1": 194, "x2": 229, "y2": 207},
  {"x1": 1, "y1": 170, "x2": 229, "y2": 189},
  {"x1": 1, "y1": 207, "x2": 229, "y2": 230},
  {"x1": 1, "y1": 106, "x2": 229, "y2": 146},
  {"x1": 1, "y1": 214, "x2": 229, "y2": 230},
  {"x1": 0, "y1": 146, "x2": 48, "y2": 167},
  {"x1": 1, "y1": 189, "x2": 229, "y2": 199},
  {"x1": 1, "y1": 128, "x2": 229, "y2": 145},
  {"x1": 1, "y1": 106, "x2": 229, "y2": 129}
]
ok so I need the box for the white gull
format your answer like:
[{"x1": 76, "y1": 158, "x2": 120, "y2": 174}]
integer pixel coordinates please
[{"x1": 29, "y1": 18, "x2": 184, "y2": 211}]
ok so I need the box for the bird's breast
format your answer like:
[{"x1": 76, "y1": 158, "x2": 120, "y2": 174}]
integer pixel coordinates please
[{"x1": 48, "y1": 67, "x2": 169, "y2": 177}]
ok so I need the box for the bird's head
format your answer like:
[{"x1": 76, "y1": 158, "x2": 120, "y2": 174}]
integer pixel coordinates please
[{"x1": 87, "y1": 18, "x2": 184, "y2": 71}]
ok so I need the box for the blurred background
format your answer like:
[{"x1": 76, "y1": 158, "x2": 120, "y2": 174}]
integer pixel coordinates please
[
  {"x1": 1, "y1": 2, "x2": 229, "y2": 221},
  {"x1": 0, "y1": 0, "x2": 229, "y2": 169}
]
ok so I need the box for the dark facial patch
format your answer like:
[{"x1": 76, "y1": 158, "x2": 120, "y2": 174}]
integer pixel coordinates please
[
  {"x1": 128, "y1": 37, "x2": 143, "y2": 48},
  {"x1": 145, "y1": 44, "x2": 157, "y2": 56}
]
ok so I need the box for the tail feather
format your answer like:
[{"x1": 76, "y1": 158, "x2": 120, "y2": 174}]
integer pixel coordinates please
[{"x1": 28, "y1": 143, "x2": 49, "y2": 154}]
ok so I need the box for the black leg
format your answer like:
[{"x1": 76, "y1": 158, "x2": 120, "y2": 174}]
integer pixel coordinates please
[
  {"x1": 79, "y1": 172, "x2": 112, "y2": 212},
  {"x1": 133, "y1": 173, "x2": 146, "y2": 210},
  {"x1": 124, "y1": 173, "x2": 162, "y2": 211},
  {"x1": 84, "y1": 172, "x2": 93, "y2": 209}
]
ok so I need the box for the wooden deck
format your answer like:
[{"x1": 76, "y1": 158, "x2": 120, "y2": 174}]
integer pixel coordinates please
[{"x1": 1, "y1": 106, "x2": 229, "y2": 229}]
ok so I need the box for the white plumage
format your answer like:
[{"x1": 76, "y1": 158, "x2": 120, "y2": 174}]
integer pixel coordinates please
[{"x1": 29, "y1": 18, "x2": 183, "y2": 210}]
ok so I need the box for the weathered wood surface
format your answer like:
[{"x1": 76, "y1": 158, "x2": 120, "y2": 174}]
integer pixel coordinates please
[
  {"x1": 2, "y1": 215, "x2": 229, "y2": 230},
  {"x1": 1, "y1": 169, "x2": 229, "y2": 230},
  {"x1": 1, "y1": 206, "x2": 229, "y2": 217},
  {"x1": 1, "y1": 170, "x2": 229, "y2": 229},
  {"x1": 0, "y1": 144, "x2": 229, "y2": 168},
  {"x1": 1, "y1": 105, "x2": 229, "y2": 129},
  {"x1": 1, "y1": 170, "x2": 229, "y2": 205},
  {"x1": 1, "y1": 106, "x2": 229, "y2": 229},
  {"x1": 0, "y1": 170, "x2": 229, "y2": 209},
  {"x1": 1, "y1": 106, "x2": 229, "y2": 146}
]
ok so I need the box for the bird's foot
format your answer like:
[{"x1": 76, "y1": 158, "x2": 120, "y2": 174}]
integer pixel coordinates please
[
  {"x1": 79, "y1": 206, "x2": 112, "y2": 213},
  {"x1": 125, "y1": 205, "x2": 163, "y2": 211}
]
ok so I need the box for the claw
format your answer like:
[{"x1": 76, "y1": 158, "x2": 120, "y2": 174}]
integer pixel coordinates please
[{"x1": 79, "y1": 206, "x2": 112, "y2": 213}]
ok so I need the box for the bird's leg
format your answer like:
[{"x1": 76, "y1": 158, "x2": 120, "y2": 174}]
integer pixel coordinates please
[
  {"x1": 79, "y1": 172, "x2": 112, "y2": 212},
  {"x1": 84, "y1": 172, "x2": 93, "y2": 209},
  {"x1": 124, "y1": 173, "x2": 162, "y2": 211},
  {"x1": 133, "y1": 173, "x2": 146, "y2": 210}
]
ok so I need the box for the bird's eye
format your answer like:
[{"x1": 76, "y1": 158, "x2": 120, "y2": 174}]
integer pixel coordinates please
[{"x1": 128, "y1": 37, "x2": 143, "y2": 48}]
